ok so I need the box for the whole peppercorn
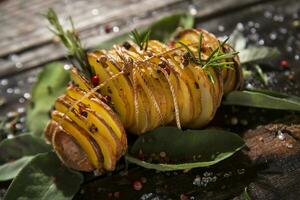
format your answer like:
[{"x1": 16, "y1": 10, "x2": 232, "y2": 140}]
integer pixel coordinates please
[
  {"x1": 280, "y1": 60, "x2": 289, "y2": 69},
  {"x1": 132, "y1": 180, "x2": 143, "y2": 191},
  {"x1": 92, "y1": 75, "x2": 99, "y2": 86}
]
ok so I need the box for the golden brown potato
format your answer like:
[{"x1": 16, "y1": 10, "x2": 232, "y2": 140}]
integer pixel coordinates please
[{"x1": 45, "y1": 28, "x2": 243, "y2": 172}]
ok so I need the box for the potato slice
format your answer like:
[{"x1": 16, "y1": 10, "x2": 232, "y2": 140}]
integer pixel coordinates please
[
  {"x1": 147, "y1": 40, "x2": 195, "y2": 125},
  {"x1": 222, "y1": 44, "x2": 243, "y2": 94},
  {"x1": 88, "y1": 52, "x2": 130, "y2": 126},
  {"x1": 187, "y1": 68, "x2": 215, "y2": 128},
  {"x1": 107, "y1": 47, "x2": 152, "y2": 134},
  {"x1": 54, "y1": 95, "x2": 123, "y2": 158},
  {"x1": 94, "y1": 50, "x2": 135, "y2": 129},
  {"x1": 50, "y1": 121, "x2": 95, "y2": 172},
  {"x1": 147, "y1": 66, "x2": 173, "y2": 124},
  {"x1": 143, "y1": 67, "x2": 169, "y2": 126},
  {"x1": 168, "y1": 53, "x2": 202, "y2": 122},
  {"x1": 132, "y1": 68, "x2": 161, "y2": 130},
  {"x1": 70, "y1": 67, "x2": 92, "y2": 92},
  {"x1": 51, "y1": 111, "x2": 102, "y2": 169},
  {"x1": 65, "y1": 86, "x2": 126, "y2": 142},
  {"x1": 125, "y1": 70, "x2": 150, "y2": 134}
]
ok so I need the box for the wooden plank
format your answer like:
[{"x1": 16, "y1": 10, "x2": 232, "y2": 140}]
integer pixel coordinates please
[
  {"x1": 0, "y1": 0, "x2": 273, "y2": 78},
  {"x1": 0, "y1": 0, "x2": 183, "y2": 57}
]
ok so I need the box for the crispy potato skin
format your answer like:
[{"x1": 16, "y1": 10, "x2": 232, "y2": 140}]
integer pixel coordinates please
[
  {"x1": 51, "y1": 122, "x2": 95, "y2": 172},
  {"x1": 45, "y1": 28, "x2": 243, "y2": 172}
]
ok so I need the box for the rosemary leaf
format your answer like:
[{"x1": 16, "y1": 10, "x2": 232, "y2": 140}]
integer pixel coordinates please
[
  {"x1": 45, "y1": 8, "x2": 91, "y2": 78},
  {"x1": 178, "y1": 41, "x2": 198, "y2": 63},
  {"x1": 198, "y1": 33, "x2": 203, "y2": 65},
  {"x1": 130, "y1": 29, "x2": 151, "y2": 51}
]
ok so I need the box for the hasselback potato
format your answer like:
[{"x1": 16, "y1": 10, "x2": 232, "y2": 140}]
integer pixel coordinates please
[{"x1": 45, "y1": 28, "x2": 243, "y2": 172}]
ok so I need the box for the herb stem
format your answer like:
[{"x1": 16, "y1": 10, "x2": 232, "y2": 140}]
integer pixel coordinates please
[
  {"x1": 45, "y1": 8, "x2": 91, "y2": 78},
  {"x1": 178, "y1": 34, "x2": 238, "y2": 83}
]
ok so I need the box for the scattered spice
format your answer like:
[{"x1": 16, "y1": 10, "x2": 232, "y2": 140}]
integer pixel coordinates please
[
  {"x1": 89, "y1": 124, "x2": 98, "y2": 133},
  {"x1": 159, "y1": 151, "x2": 166, "y2": 157},
  {"x1": 140, "y1": 177, "x2": 147, "y2": 183},
  {"x1": 92, "y1": 75, "x2": 99, "y2": 86},
  {"x1": 80, "y1": 111, "x2": 88, "y2": 117},
  {"x1": 182, "y1": 52, "x2": 190, "y2": 67},
  {"x1": 104, "y1": 24, "x2": 111, "y2": 33},
  {"x1": 107, "y1": 192, "x2": 113, "y2": 198},
  {"x1": 280, "y1": 60, "x2": 289, "y2": 69},
  {"x1": 132, "y1": 180, "x2": 143, "y2": 191},
  {"x1": 122, "y1": 41, "x2": 131, "y2": 50},
  {"x1": 230, "y1": 117, "x2": 238, "y2": 125},
  {"x1": 158, "y1": 61, "x2": 170, "y2": 75},
  {"x1": 180, "y1": 194, "x2": 189, "y2": 200},
  {"x1": 113, "y1": 191, "x2": 120, "y2": 198}
]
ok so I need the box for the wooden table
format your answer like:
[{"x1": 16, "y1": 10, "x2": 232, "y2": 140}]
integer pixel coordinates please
[{"x1": 1, "y1": 0, "x2": 300, "y2": 199}]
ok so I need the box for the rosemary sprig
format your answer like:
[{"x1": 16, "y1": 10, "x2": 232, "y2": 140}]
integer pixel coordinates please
[
  {"x1": 45, "y1": 8, "x2": 91, "y2": 78},
  {"x1": 130, "y1": 29, "x2": 151, "y2": 51},
  {"x1": 197, "y1": 32, "x2": 203, "y2": 65},
  {"x1": 178, "y1": 34, "x2": 239, "y2": 83}
]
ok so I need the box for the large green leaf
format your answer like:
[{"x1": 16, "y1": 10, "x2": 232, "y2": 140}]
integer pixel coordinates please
[
  {"x1": 4, "y1": 152, "x2": 83, "y2": 200},
  {"x1": 0, "y1": 134, "x2": 50, "y2": 163},
  {"x1": 0, "y1": 134, "x2": 51, "y2": 181},
  {"x1": 98, "y1": 13, "x2": 194, "y2": 49},
  {"x1": 126, "y1": 127, "x2": 244, "y2": 171},
  {"x1": 228, "y1": 30, "x2": 247, "y2": 51},
  {"x1": 239, "y1": 46, "x2": 280, "y2": 64},
  {"x1": 26, "y1": 62, "x2": 70, "y2": 137},
  {"x1": 223, "y1": 89, "x2": 300, "y2": 111},
  {"x1": 228, "y1": 29, "x2": 280, "y2": 64},
  {"x1": 0, "y1": 156, "x2": 34, "y2": 181}
]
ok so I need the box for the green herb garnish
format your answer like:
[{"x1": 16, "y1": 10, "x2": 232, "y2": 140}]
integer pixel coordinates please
[
  {"x1": 130, "y1": 29, "x2": 151, "y2": 51},
  {"x1": 45, "y1": 8, "x2": 91, "y2": 78},
  {"x1": 178, "y1": 34, "x2": 239, "y2": 83}
]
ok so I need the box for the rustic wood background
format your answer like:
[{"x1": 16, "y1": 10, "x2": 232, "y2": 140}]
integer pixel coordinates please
[{"x1": 1, "y1": 0, "x2": 300, "y2": 199}]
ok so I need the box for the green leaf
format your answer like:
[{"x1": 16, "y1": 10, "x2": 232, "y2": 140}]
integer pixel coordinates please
[
  {"x1": 239, "y1": 46, "x2": 280, "y2": 64},
  {"x1": 26, "y1": 62, "x2": 70, "y2": 137},
  {"x1": 0, "y1": 156, "x2": 34, "y2": 181},
  {"x1": 253, "y1": 64, "x2": 268, "y2": 85},
  {"x1": 147, "y1": 13, "x2": 194, "y2": 43},
  {"x1": 4, "y1": 152, "x2": 83, "y2": 200},
  {"x1": 0, "y1": 134, "x2": 51, "y2": 163},
  {"x1": 126, "y1": 127, "x2": 244, "y2": 171},
  {"x1": 228, "y1": 30, "x2": 247, "y2": 51},
  {"x1": 98, "y1": 13, "x2": 194, "y2": 49},
  {"x1": 0, "y1": 134, "x2": 50, "y2": 181},
  {"x1": 223, "y1": 89, "x2": 300, "y2": 111}
]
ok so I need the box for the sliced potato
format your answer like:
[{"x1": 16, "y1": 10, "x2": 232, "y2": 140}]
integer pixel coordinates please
[
  {"x1": 50, "y1": 121, "x2": 95, "y2": 172},
  {"x1": 134, "y1": 68, "x2": 162, "y2": 130},
  {"x1": 147, "y1": 40, "x2": 195, "y2": 125},
  {"x1": 65, "y1": 86, "x2": 126, "y2": 141},
  {"x1": 187, "y1": 68, "x2": 215, "y2": 128},
  {"x1": 54, "y1": 95, "x2": 122, "y2": 158},
  {"x1": 51, "y1": 111, "x2": 102, "y2": 169},
  {"x1": 88, "y1": 52, "x2": 130, "y2": 126},
  {"x1": 70, "y1": 67, "x2": 92, "y2": 92},
  {"x1": 46, "y1": 28, "x2": 244, "y2": 173},
  {"x1": 94, "y1": 50, "x2": 135, "y2": 129}
]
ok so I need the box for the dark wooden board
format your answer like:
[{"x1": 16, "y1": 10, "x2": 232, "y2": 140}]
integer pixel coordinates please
[{"x1": 0, "y1": 0, "x2": 270, "y2": 78}]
